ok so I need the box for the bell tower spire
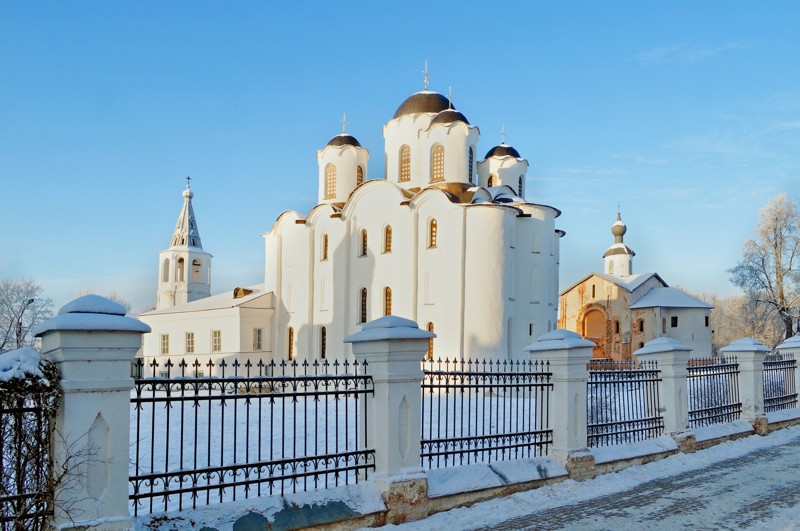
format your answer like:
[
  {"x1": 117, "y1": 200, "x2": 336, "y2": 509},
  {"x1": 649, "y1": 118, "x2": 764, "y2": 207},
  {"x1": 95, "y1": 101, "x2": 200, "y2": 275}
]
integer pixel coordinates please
[{"x1": 156, "y1": 180, "x2": 213, "y2": 309}]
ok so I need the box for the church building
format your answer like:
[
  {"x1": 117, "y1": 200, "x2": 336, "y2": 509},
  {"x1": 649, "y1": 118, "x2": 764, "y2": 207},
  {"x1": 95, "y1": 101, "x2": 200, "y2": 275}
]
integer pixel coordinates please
[
  {"x1": 140, "y1": 76, "x2": 564, "y2": 365},
  {"x1": 558, "y1": 213, "x2": 713, "y2": 359}
]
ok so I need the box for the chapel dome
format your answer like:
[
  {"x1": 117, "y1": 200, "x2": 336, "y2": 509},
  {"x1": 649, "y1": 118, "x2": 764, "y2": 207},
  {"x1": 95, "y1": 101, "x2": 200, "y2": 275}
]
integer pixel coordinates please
[
  {"x1": 393, "y1": 91, "x2": 453, "y2": 119},
  {"x1": 484, "y1": 144, "x2": 521, "y2": 159},
  {"x1": 431, "y1": 109, "x2": 470, "y2": 125},
  {"x1": 326, "y1": 133, "x2": 362, "y2": 148}
]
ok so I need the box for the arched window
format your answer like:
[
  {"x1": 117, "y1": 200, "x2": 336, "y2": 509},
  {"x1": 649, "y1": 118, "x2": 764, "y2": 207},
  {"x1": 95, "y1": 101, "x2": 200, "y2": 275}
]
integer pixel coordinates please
[
  {"x1": 360, "y1": 229, "x2": 368, "y2": 257},
  {"x1": 325, "y1": 164, "x2": 336, "y2": 199},
  {"x1": 638, "y1": 320, "x2": 644, "y2": 333},
  {"x1": 591, "y1": 285, "x2": 596, "y2": 298},
  {"x1": 488, "y1": 174, "x2": 498, "y2": 187},
  {"x1": 662, "y1": 318, "x2": 667, "y2": 334},
  {"x1": 356, "y1": 166, "x2": 364, "y2": 186},
  {"x1": 359, "y1": 288, "x2": 368, "y2": 323},
  {"x1": 399, "y1": 145, "x2": 411, "y2": 182},
  {"x1": 639, "y1": 342, "x2": 644, "y2": 349},
  {"x1": 468, "y1": 147, "x2": 474, "y2": 183},
  {"x1": 384, "y1": 287, "x2": 392, "y2": 316},
  {"x1": 428, "y1": 219, "x2": 438, "y2": 249},
  {"x1": 162, "y1": 258, "x2": 170, "y2": 282},
  {"x1": 384, "y1": 225, "x2": 392, "y2": 253},
  {"x1": 288, "y1": 327, "x2": 294, "y2": 360},
  {"x1": 518, "y1": 176, "x2": 524, "y2": 196},
  {"x1": 177, "y1": 258, "x2": 185, "y2": 282},
  {"x1": 614, "y1": 320, "x2": 620, "y2": 334},
  {"x1": 321, "y1": 234, "x2": 329, "y2": 261},
  {"x1": 191, "y1": 259, "x2": 202, "y2": 282},
  {"x1": 608, "y1": 260, "x2": 615, "y2": 274},
  {"x1": 320, "y1": 326, "x2": 327, "y2": 359},
  {"x1": 426, "y1": 322, "x2": 434, "y2": 360},
  {"x1": 430, "y1": 145, "x2": 445, "y2": 182}
]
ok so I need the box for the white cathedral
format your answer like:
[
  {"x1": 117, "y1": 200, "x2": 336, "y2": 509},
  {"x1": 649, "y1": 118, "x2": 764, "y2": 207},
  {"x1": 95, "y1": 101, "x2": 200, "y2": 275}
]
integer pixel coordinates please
[{"x1": 139, "y1": 80, "x2": 564, "y2": 367}]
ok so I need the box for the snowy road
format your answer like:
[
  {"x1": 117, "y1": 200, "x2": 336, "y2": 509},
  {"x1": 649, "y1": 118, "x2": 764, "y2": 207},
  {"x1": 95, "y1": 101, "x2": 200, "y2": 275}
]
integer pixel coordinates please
[{"x1": 382, "y1": 426, "x2": 800, "y2": 530}]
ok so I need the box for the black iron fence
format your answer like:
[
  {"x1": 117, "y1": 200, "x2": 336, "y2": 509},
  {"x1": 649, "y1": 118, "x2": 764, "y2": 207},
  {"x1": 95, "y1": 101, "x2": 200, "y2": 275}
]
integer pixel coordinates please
[
  {"x1": 686, "y1": 357, "x2": 741, "y2": 428},
  {"x1": 587, "y1": 359, "x2": 664, "y2": 447},
  {"x1": 420, "y1": 358, "x2": 552, "y2": 469},
  {"x1": 763, "y1": 352, "x2": 798, "y2": 413},
  {"x1": 0, "y1": 361, "x2": 59, "y2": 531},
  {"x1": 130, "y1": 357, "x2": 374, "y2": 516}
]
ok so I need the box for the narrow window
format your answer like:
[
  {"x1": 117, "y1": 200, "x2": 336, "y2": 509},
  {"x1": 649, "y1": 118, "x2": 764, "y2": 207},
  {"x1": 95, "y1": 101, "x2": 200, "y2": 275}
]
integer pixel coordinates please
[
  {"x1": 185, "y1": 332, "x2": 194, "y2": 354},
  {"x1": 399, "y1": 145, "x2": 411, "y2": 182},
  {"x1": 639, "y1": 342, "x2": 644, "y2": 349},
  {"x1": 638, "y1": 320, "x2": 644, "y2": 333},
  {"x1": 359, "y1": 288, "x2": 367, "y2": 323},
  {"x1": 384, "y1": 225, "x2": 392, "y2": 253},
  {"x1": 320, "y1": 326, "x2": 327, "y2": 359},
  {"x1": 253, "y1": 328, "x2": 263, "y2": 351},
  {"x1": 671, "y1": 316, "x2": 679, "y2": 328},
  {"x1": 360, "y1": 229, "x2": 368, "y2": 257},
  {"x1": 592, "y1": 284, "x2": 596, "y2": 298},
  {"x1": 614, "y1": 320, "x2": 620, "y2": 334},
  {"x1": 384, "y1": 286, "x2": 392, "y2": 316},
  {"x1": 705, "y1": 315, "x2": 710, "y2": 327},
  {"x1": 426, "y1": 322, "x2": 434, "y2": 360},
  {"x1": 608, "y1": 260, "x2": 615, "y2": 274},
  {"x1": 468, "y1": 147, "x2": 474, "y2": 183},
  {"x1": 177, "y1": 257, "x2": 185, "y2": 281},
  {"x1": 662, "y1": 318, "x2": 667, "y2": 333},
  {"x1": 191, "y1": 259, "x2": 201, "y2": 282},
  {"x1": 287, "y1": 327, "x2": 294, "y2": 360},
  {"x1": 518, "y1": 176, "x2": 523, "y2": 196},
  {"x1": 428, "y1": 219, "x2": 438, "y2": 248},
  {"x1": 356, "y1": 165, "x2": 364, "y2": 186},
  {"x1": 321, "y1": 234, "x2": 329, "y2": 261},
  {"x1": 325, "y1": 164, "x2": 336, "y2": 199},
  {"x1": 162, "y1": 258, "x2": 170, "y2": 282},
  {"x1": 430, "y1": 144, "x2": 445, "y2": 182},
  {"x1": 211, "y1": 330, "x2": 221, "y2": 353},
  {"x1": 488, "y1": 174, "x2": 498, "y2": 187},
  {"x1": 160, "y1": 333, "x2": 169, "y2": 355}
]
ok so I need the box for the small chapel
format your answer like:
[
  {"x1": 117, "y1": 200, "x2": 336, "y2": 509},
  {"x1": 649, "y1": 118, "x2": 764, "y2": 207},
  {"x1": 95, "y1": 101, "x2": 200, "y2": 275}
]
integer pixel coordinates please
[
  {"x1": 558, "y1": 212, "x2": 713, "y2": 359},
  {"x1": 139, "y1": 74, "x2": 564, "y2": 366}
]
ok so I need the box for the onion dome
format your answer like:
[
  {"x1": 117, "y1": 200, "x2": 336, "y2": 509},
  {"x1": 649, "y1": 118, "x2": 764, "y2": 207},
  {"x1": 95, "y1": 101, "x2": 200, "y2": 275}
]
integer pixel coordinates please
[
  {"x1": 326, "y1": 133, "x2": 362, "y2": 148},
  {"x1": 393, "y1": 91, "x2": 453, "y2": 119},
  {"x1": 431, "y1": 109, "x2": 470, "y2": 125},
  {"x1": 611, "y1": 211, "x2": 627, "y2": 243},
  {"x1": 484, "y1": 143, "x2": 521, "y2": 159}
]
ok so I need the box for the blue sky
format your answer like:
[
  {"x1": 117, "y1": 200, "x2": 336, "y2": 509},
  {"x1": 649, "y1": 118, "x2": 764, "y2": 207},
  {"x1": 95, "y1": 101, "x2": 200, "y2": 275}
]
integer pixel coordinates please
[{"x1": 1, "y1": 2, "x2": 798, "y2": 313}]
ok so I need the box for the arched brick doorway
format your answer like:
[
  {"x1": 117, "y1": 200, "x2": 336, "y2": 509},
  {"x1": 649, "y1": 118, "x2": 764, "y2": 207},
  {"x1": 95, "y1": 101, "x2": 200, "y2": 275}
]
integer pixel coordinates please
[{"x1": 583, "y1": 309, "x2": 606, "y2": 358}]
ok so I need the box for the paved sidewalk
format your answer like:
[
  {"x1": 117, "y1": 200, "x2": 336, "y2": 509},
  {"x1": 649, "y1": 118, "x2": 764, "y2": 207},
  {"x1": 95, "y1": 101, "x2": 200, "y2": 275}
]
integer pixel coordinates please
[{"x1": 493, "y1": 442, "x2": 800, "y2": 530}]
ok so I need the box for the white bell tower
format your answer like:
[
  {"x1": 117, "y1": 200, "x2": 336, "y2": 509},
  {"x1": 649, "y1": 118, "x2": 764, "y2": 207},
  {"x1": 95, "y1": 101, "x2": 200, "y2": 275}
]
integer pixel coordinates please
[
  {"x1": 603, "y1": 210, "x2": 635, "y2": 277},
  {"x1": 156, "y1": 179, "x2": 213, "y2": 309}
]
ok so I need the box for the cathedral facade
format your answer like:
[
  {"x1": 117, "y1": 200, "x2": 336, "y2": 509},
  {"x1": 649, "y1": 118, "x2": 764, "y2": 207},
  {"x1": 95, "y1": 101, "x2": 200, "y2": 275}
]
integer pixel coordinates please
[{"x1": 140, "y1": 82, "x2": 563, "y2": 363}]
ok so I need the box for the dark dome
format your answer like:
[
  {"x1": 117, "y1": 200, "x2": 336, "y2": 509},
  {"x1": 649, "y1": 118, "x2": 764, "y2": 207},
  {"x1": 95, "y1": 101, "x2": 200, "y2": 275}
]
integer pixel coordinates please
[
  {"x1": 431, "y1": 109, "x2": 470, "y2": 125},
  {"x1": 393, "y1": 91, "x2": 453, "y2": 119},
  {"x1": 484, "y1": 144, "x2": 521, "y2": 159},
  {"x1": 326, "y1": 134, "x2": 362, "y2": 148}
]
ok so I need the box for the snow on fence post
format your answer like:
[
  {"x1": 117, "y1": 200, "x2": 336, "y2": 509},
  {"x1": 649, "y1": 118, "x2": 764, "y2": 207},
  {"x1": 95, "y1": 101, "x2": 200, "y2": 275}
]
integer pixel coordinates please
[
  {"x1": 34, "y1": 295, "x2": 150, "y2": 531},
  {"x1": 344, "y1": 315, "x2": 434, "y2": 524},
  {"x1": 524, "y1": 330, "x2": 594, "y2": 479},
  {"x1": 776, "y1": 335, "x2": 800, "y2": 402},
  {"x1": 635, "y1": 337, "x2": 692, "y2": 435},
  {"x1": 722, "y1": 338, "x2": 769, "y2": 432}
]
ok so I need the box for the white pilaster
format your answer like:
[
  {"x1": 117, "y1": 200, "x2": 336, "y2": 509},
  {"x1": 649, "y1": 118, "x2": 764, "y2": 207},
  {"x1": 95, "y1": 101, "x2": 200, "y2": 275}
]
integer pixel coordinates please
[
  {"x1": 635, "y1": 337, "x2": 692, "y2": 434},
  {"x1": 35, "y1": 295, "x2": 150, "y2": 531},
  {"x1": 722, "y1": 338, "x2": 770, "y2": 423}
]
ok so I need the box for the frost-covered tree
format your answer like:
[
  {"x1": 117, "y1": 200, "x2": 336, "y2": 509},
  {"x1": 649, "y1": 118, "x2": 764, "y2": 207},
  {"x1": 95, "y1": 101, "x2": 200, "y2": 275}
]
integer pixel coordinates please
[
  {"x1": 729, "y1": 194, "x2": 800, "y2": 342},
  {"x1": 0, "y1": 279, "x2": 54, "y2": 352}
]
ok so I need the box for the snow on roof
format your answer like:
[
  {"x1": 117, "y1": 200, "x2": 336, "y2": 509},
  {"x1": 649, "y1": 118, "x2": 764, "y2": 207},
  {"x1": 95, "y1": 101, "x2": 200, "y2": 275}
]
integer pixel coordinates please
[
  {"x1": 0, "y1": 347, "x2": 44, "y2": 382},
  {"x1": 141, "y1": 284, "x2": 271, "y2": 316},
  {"x1": 344, "y1": 316, "x2": 436, "y2": 343},
  {"x1": 563, "y1": 272, "x2": 666, "y2": 296},
  {"x1": 628, "y1": 288, "x2": 713, "y2": 310}
]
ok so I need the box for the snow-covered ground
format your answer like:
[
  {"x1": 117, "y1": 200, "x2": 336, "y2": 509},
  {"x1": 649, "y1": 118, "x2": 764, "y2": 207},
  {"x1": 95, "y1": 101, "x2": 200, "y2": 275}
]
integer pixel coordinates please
[{"x1": 379, "y1": 425, "x2": 800, "y2": 530}]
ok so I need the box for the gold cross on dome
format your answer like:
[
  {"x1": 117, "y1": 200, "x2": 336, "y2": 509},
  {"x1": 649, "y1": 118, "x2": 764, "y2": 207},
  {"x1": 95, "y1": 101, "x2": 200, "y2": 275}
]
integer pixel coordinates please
[
  {"x1": 341, "y1": 112, "x2": 347, "y2": 133},
  {"x1": 422, "y1": 60, "x2": 430, "y2": 90}
]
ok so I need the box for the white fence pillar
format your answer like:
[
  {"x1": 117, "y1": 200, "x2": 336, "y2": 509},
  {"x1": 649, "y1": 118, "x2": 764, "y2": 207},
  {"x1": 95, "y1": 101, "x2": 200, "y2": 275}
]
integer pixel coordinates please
[
  {"x1": 635, "y1": 337, "x2": 692, "y2": 435},
  {"x1": 344, "y1": 315, "x2": 432, "y2": 477},
  {"x1": 776, "y1": 335, "x2": 800, "y2": 399},
  {"x1": 722, "y1": 338, "x2": 769, "y2": 425},
  {"x1": 524, "y1": 330, "x2": 594, "y2": 462},
  {"x1": 35, "y1": 296, "x2": 150, "y2": 531}
]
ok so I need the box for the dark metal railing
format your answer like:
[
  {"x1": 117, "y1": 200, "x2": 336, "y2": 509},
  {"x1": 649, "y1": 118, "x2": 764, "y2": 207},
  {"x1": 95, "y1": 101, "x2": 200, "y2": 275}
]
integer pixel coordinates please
[
  {"x1": 686, "y1": 357, "x2": 741, "y2": 427},
  {"x1": 587, "y1": 359, "x2": 664, "y2": 447},
  {"x1": 1, "y1": 365, "x2": 59, "y2": 531},
  {"x1": 129, "y1": 357, "x2": 374, "y2": 516},
  {"x1": 420, "y1": 358, "x2": 552, "y2": 469},
  {"x1": 764, "y1": 352, "x2": 798, "y2": 412}
]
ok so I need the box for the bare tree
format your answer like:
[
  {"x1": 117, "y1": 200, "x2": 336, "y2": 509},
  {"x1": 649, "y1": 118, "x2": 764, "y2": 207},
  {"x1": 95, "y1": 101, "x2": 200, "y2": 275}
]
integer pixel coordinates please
[
  {"x1": 729, "y1": 193, "x2": 800, "y2": 342},
  {"x1": 0, "y1": 279, "x2": 54, "y2": 353}
]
